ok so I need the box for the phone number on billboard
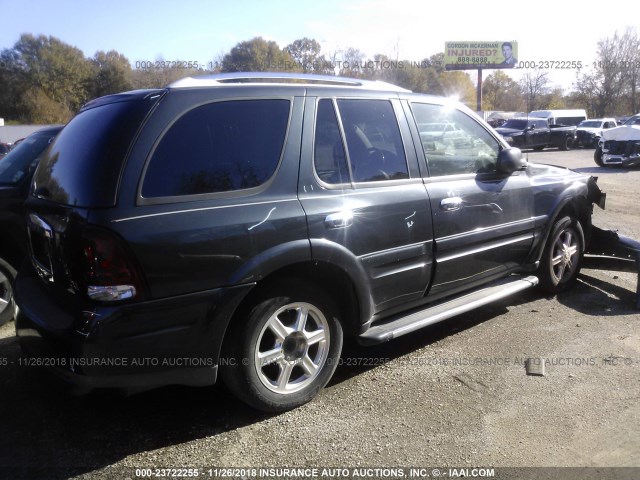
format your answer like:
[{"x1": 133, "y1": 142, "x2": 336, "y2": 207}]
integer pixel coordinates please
[{"x1": 517, "y1": 61, "x2": 583, "y2": 69}]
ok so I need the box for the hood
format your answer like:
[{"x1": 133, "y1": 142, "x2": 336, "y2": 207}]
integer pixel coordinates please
[
  {"x1": 601, "y1": 125, "x2": 640, "y2": 141},
  {"x1": 527, "y1": 161, "x2": 593, "y2": 184},
  {"x1": 576, "y1": 127, "x2": 601, "y2": 134}
]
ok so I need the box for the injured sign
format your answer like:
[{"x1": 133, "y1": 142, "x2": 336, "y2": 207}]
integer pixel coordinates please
[{"x1": 445, "y1": 41, "x2": 518, "y2": 69}]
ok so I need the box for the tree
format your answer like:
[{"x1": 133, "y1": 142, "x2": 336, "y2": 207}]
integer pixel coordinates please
[
  {"x1": 520, "y1": 69, "x2": 550, "y2": 111},
  {"x1": 14, "y1": 34, "x2": 93, "y2": 116},
  {"x1": 284, "y1": 38, "x2": 332, "y2": 74},
  {"x1": 338, "y1": 47, "x2": 366, "y2": 77},
  {"x1": 221, "y1": 37, "x2": 300, "y2": 72},
  {"x1": 91, "y1": 50, "x2": 132, "y2": 98},
  {"x1": 575, "y1": 29, "x2": 635, "y2": 117},
  {"x1": 482, "y1": 71, "x2": 525, "y2": 111},
  {"x1": 436, "y1": 71, "x2": 475, "y2": 107}
]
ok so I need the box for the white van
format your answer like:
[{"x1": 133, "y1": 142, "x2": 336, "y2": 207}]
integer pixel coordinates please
[{"x1": 528, "y1": 109, "x2": 588, "y2": 127}]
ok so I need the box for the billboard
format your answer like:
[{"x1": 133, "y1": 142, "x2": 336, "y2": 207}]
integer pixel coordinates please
[{"x1": 445, "y1": 41, "x2": 518, "y2": 70}]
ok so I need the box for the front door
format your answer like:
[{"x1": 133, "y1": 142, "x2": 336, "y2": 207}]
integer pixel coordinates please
[{"x1": 408, "y1": 101, "x2": 535, "y2": 298}]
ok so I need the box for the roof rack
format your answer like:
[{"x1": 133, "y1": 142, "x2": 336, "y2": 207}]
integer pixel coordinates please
[{"x1": 167, "y1": 72, "x2": 411, "y2": 93}]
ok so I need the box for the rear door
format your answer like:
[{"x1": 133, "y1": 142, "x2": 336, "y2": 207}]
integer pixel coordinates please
[
  {"x1": 298, "y1": 94, "x2": 434, "y2": 314},
  {"x1": 406, "y1": 100, "x2": 535, "y2": 298}
]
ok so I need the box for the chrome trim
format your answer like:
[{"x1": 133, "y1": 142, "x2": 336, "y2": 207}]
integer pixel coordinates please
[{"x1": 438, "y1": 233, "x2": 533, "y2": 262}]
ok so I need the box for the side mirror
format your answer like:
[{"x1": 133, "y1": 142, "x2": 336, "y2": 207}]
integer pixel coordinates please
[{"x1": 497, "y1": 147, "x2": 526, "y2": 174}]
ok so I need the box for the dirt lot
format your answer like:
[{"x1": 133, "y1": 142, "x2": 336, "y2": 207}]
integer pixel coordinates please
[{"x1": 0, "y1": 148, "x2": 638, "y2": 479}]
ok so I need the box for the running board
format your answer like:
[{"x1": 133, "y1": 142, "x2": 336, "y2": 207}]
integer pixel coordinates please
[{"x1": 358, "y1": 275, "x2": 539, "y2": 345}]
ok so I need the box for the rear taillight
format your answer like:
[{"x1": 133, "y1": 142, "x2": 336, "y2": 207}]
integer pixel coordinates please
[{"x1": 77, "y1": 227, "x2": 146, "y2": 302}]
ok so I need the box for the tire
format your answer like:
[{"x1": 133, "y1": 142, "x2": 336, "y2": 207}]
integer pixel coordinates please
[
  {"x1": 538, "y1": 216, "x2": 584, "y2": 293},
  {"x1": 221, "y1": 280, "x2": 343, "y2": 412},
  {"x1": 559, "y1": 136, "x2": 574, "y2": 151},
  {"x1": 594, "y1": 147, "x2": 604, "y2": 167},
  {"x1": 0, "y1": 257, "x2": 17, "y2": 326}
]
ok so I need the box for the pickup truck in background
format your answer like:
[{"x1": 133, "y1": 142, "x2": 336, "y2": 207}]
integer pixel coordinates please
[{"x1": 495, "y1": 117, "x2": 577, "y2": 151}]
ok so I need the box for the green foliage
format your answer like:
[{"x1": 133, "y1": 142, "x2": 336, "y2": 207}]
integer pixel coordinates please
[
  {"x1": 483, "y1": 71, "x2": 525, "y2": 112},
  {"x1": 91, "y1": 50, "x2": 133, "y2": 98},
  {"x1": 3, "y1": 29, "x2": 638, "y2": 125},
  {"x1": 221, "y1": 37, "x2": 300, "y2": 72}
]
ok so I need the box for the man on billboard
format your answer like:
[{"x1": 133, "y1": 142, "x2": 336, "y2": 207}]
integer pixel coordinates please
[{"x1": 500, "y1": 42, "x2": 517, "y2": 67}]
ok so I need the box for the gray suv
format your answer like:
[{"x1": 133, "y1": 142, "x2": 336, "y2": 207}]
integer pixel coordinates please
[{"x1": 15, "y1": 73, "x2": 605, "y2": 412}]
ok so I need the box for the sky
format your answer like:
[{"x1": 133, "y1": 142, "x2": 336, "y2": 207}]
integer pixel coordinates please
[{"x1": 0, "y1": 0, "x2": 638, "y2": 92}]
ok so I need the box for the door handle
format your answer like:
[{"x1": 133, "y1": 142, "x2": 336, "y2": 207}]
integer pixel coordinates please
[
  {"x1": 325, "y1": 211, "x2": 353, "y2": 229},
  {"x1": 440, "y1": 197, "x2": 463, "y2": 211}
]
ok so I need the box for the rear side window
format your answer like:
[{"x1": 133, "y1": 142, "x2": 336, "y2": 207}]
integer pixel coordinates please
[
  {"x1": 33, "y1": 99, "x2": 157, "y2": 207},
  {"x1": 142, "y1": 99, "x2": 290, "y2": 198},
  {"x1": 314, "y1": 99, "x2": 350, "y2": 184},
  {"x1": 337, "y1": 99, "x2": 408, "y2": 183}
]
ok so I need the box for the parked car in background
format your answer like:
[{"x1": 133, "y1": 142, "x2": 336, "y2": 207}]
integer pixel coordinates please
[
  {"x1": 14, "y1": 74, "x2": 605, "y2": 412},
  {"x1": 0, "y1": 126, "x2": 63, "y2": 325},
  {"x1": 594, "y1": 117, "x2": 640, "y2": 167},
  {"x1": 495, "y1": 117, "x2": 577, "y2": 151},
  {"x1": 575, "y1": 118, "x2": 617, "y2": 148}
]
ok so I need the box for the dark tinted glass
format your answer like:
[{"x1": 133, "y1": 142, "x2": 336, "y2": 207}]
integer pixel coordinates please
[
  {"x1": 0, "y1": 130, "x2": 60, "y2": 186},
  {"x1": 142, "y1": 100, "x2": 290, "y2": 198},
  {"x1": 337, "y1": 99, "x2": 408, "y2": 183},
  {"x1": 314, "y1": 99, "x2": 350, "y2": 184},
  {"x1": 502, "y1": 119, "x2": 527, "y2": 129},
  {"x1": 33, "y1": 98, "x2": 158, "y2": 207}
]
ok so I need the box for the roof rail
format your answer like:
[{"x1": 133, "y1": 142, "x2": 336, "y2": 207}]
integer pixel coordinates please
[{"x1": 167, "y1": 72, "x2": 411, "y2": 93}]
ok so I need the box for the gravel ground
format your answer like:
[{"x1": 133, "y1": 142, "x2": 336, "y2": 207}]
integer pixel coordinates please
[{"x1": 0, "y1": 148, "x2": 638, "y2": 479}]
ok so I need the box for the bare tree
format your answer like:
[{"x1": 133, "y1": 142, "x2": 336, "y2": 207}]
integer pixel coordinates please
[
  {"x1": 575, "y1": 29, "x2": 636, "y2": 117},
  {"x1": 520, "y1": 69, "x2": 550, "y2": 112}
]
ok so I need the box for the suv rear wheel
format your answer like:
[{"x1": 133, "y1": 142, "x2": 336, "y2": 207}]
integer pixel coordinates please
[
  {"x1": 538, "y1": 216, "x2": 584, "y2": 293},
  {"x1": 221, "y1": 280, "x2": 343, "y2": 412}
]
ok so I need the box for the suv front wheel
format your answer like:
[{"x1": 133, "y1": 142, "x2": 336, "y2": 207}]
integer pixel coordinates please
[
  {"x1": 538, "y1": 216, "x2": 584, "y2": 293},
  {"x1": 221, "y1": 280, "x2": 343, "y2": 412},
  {"x1": 0, "y1": 257, "x2": 17, "y2": 326}
]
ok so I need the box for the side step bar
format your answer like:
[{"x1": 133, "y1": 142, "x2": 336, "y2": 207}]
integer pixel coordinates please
[{"x1": 358, "y1": 275, "x2": 539, "y2": 345}]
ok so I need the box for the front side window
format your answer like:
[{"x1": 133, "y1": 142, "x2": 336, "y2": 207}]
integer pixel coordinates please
[
  {"x1": 412, "y1": 103, "x2": 500, "y2": 177},
  {"x1": 142, "y1": 99, "x2": 290, "y2": 198}
]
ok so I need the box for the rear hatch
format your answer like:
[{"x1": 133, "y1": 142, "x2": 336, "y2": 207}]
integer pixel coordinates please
[{"x1": 26, "y1": 90, "x2": 163, "y2": 304}]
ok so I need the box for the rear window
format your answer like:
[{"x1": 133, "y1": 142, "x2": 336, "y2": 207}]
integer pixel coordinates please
[
  {"x1": 33, "y1": 98, "x2": 158, "y2": 207},
  {"x1": 141, "y1": 99, "x2": 290, "y2": 198},
  {"x1": 501, "y1": 119, "x2": 527, "y2": 129}
]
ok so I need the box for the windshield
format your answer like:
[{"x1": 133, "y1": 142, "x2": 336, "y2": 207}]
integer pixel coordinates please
[
  {"x1": 624, "y1": 116, "x2": 640, "y2": 126},
  {"x1": 501, "y1": 119, "x2": 528, "y2": 129},
  {"x1": 0, "y1": 131, "x2": 60, "y2": 186},
  {"x1": 578, "y1": 121, "x2": 601, "y2": 128}
]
